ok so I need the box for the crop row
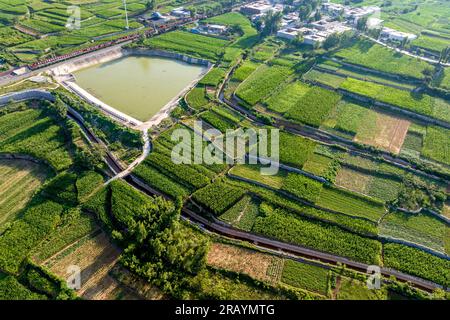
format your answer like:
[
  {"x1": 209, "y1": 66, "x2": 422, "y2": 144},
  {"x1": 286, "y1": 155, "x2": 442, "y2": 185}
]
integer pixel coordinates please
[
  {"x1": 235, "y1": 65, "x2": 291, "y2": 106},
  {"x1": 0, "y1": 109, "x2": 72, "y2": 171},
  {"x1": 253, "y1": 203, "x2": 382, "y2": 265},
  {"x1": 383, "y1": 243, "x2": 450, "y2": 287},
  {"x1": 144, "y1": 31, "x2": 229, "y2": 61},
  {"x1": 333, "y1": 39, "x2": 431, "y2": 79},
  {"x1": 285, "y1": 86, "x2": 341, "y2": 127},
  {"x1": 192, "y1": 180, "x2": 246, "y2": 215}
]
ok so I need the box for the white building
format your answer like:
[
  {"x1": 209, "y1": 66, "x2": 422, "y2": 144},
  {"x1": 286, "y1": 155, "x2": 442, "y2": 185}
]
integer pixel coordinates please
[
  {"x1": 277, "y1": 19, "x2": 350, "y2": 46},
  {"x1": 240, "y1": 1, "x2": 273, "y2": 15},
  {"x1": 321, "y1": 2, "x2": 344, "y2": 17},
  {"x1": 344, "y1": 6, "x2": 380, "y2": 25},
  {"x1": 171, "y1": 7, "x2": 191, "y2": 18},
  {"x1": 380, "y1": 27, "x2": 417, "y2": 42}
]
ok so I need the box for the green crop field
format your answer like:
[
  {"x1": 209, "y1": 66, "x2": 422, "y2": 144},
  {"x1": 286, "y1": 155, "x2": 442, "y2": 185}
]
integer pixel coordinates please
[
  {"x1": 144, "y1": 31, "x2": 229, "y2": 61},
  {"x1": 422, "y1": 126, "x2": 450, "y2": 165},
  {"x1": 316, "y1": 186, "x2": 386, "y2": 222},
  {"x1": 285, "y1": 86, "x2": 341, "y2": 127},
  {"x1": 339, "y1": 78, "x2": 449, "y2": 122},
  {"x1": 265, "y1": 81, "x2": 311, "y2": 113},
  {"x1": 281, "y1": 260, "x2": 329, "y2": 296},
  {"x1": 279, "y1": 132, "x2": 317, "y2": 169},
  {"x1": 412, "y1": 35, "x2": 449, "y2": 53},
  {"x1": 380, "y1": 211, "x2": 448, "y2": 254},
  {"x1": 334, "y1": 39, "x2": 431, "y2": 79},
  {"x1": 383, "y1": 243, "x2": 450, "y2": 287},
  {"x1": 232, "y1": 60, "x2": 260, "y2": 82},
  {"x1": 0, "y1": 0, "x2": 447, "y2": 301},
  {"x1": 0, "y1": 109, "x2": 73, "y2": 171},
  {"x1": 252, "y1": 203, "x2": 382, "y2": 265},
  {"x1": 235, "y1": 65, "x2": 291, "y2": 105},
  {"x1": 218, "y1": 195, "x2": 259, "y2": 231},
  {"x1": 0, "y1": 159, "x2": 49, "y2": 233}
]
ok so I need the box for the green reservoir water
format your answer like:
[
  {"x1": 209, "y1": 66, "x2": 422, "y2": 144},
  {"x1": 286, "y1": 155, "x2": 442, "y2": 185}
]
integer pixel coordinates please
[{"x1": 73, "y1": 56, "x2": 206, "y2": 121}]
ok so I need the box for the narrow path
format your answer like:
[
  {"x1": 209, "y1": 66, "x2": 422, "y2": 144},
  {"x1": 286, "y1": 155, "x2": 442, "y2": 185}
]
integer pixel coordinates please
[{"x1": 362, "y1": 34, "x2": 450, "y2": 66}]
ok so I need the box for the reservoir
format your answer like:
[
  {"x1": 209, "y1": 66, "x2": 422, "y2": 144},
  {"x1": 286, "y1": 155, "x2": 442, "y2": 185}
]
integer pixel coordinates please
[{"x1": 73, "y1": 56, "x2": 207, "y2": 121}]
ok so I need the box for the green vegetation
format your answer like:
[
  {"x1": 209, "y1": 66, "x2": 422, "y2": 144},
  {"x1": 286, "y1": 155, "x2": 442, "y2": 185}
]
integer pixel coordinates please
[
  {"x1": 279, "y1": 132, "x2": 316, "y2": 169},
  {"x1": 253, "y1": 203, "x2": 382, "y2": 265},
  {"x1": 339, "y1": 78, "x2": 447, "y2": 122},
  {"x1": 199, "y1": 68, "x2": 227, "y2": 87},
  {"x1": 235, "y1": 65, "x2": 290, "y2": 105},
  {"x1": 0, "y1": 109, "x2": 73, "y2": 171},
  {"x1": 144, "y1": 31, "x2": 229, "y2": 61},
  {"x1": 383, "y1": 243, "x2": 450, "y2": 287},
  {"x1": 316, "y1": 186, "x2": 385, "y2": 222},
  {"x1": 0, "y1": 275, "x2": 46, "y2": 300},
  {"x1": 232, "y1": 60, "x2": 260, "y2": 82},
  {"x1": 303, "y1": 69, "x2": 346, "y2": 89},
  {"x1": 422, "y1": 126, "x2": 450, "y2": 165},
  {"x1": 380, "y1": 211, "x2": 448, "y2": 254},
  {"x1": 281, "y1": 173, "x2": 323, "y2": 203},
  {"x1": 332, "y1": 101, "x2": 368, "y2": 135},
  {"x1": 281, "y1": 260, "x2": 329, "y2": 296},
  {"x1": 334, "y1": 39, "x2": 431, "y2": 79},
  {"x1": 192, "y1": 180, "x2": 246, "y2": 215},
  {"x1": 0, "y1": 159, "x2": 49, "y2": 232},
  {"x1": 218, "y1": 195, "x2": 259, "y2": 231},
  {"x1": 186, "y1": 87, "x2": 209, "y2": 110},
  {"x1": 285, "y1": 86, "x2": 341, "y2": 127},
  {"x1": 265, "y1": 81, "x2": 311, "y2": 113}
]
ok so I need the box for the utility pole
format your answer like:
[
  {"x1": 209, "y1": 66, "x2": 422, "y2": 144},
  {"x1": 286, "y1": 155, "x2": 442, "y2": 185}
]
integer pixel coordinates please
[{"x1": 123, "y1": 0, "x2": 130, "y2": 29}]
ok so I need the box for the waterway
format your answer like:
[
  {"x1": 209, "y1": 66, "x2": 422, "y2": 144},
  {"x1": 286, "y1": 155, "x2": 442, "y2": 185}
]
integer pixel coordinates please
[{"x1": 73, "y1": 56, "x2": 206, "y2": 121}]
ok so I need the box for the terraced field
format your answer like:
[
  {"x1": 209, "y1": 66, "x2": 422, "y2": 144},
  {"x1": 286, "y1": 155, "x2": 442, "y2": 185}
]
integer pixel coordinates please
[{"x1": 0, "y1": 159, "x2": 49, "y2": 231}]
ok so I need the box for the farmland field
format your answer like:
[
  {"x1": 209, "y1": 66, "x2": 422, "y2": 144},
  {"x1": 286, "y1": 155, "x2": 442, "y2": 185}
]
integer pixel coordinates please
[
  {"x1": 207, "y1": 243, "x2": 283, "y2": 284},
  {"x1": 0, "y1": 159, "x2": 49, "y2": 232},
  {"x1": 380, "y1": 211, "x2": 448, "y2": 254},
  {"x1": 354, "y1": 111, "x2": 410, "y2": 154},
  {"x1": 265, "y1": 81, "x2": 311, "y2": 113},
  {"x1": 422, "y1": 126, "x2": 450, "y2": 165},
  {"x1": 281, "y1": 260, "x2": 329, "y2": 296},
  {"x1": 1, "y1": 0, "x2": 448, "y2": 302},
  {"x1": 144, "y1": 31, "x2": 229, "y2": 61},
  {"x1": 285, "y1": 86, "x2": 341, "y2": 127},
  {"x1": 235, "y1": 65, "x2": 291, "y2": 105},
  {"x1": 44, "y1": 232, "x2": 138, "y2": 300},
  {"x1": 334, "y1": 39, "x2": 431, "y2": 79}
]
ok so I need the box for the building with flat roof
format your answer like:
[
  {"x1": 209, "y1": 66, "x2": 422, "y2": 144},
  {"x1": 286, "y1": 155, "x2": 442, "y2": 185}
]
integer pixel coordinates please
[
  {"x1": 277, "y1": 19, "x2": 351, "y2": 46},
  {"x1": 380, "y1": 27, "x2": 417, "y2": 42},
  {"x1": 240, "y1": 1, "x2": 273, "y2": 15},
  {"x1": 171, "y1": 7, "x2": 191, "y2": 18}
]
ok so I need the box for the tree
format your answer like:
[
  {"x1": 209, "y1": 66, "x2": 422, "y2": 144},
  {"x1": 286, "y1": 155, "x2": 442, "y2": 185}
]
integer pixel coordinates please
[
  {"x1": 439, "y1": 46, "x2": 450, "y2": 64},
  {"x1": 293, "y1": 32, "x2": 304, "y2": 47},
  {"x1": 356, "y1": 16, "x2": 368, "y2": 32},
  {"x1": 146, "y1": 0, "x2": 155, "y2": 11},
  {"x1": 400, "y1": 36, "x2": 409, "y2": 49},
  {"x1": 299, "y1": 5, "x2": 312, "y2": 21},
  {"x1": 314, "y1": 10, "x2": 321, "y2": 21},
  {"x1": 262, "y1": 10, "x2": 283, "y2": 36},
  {"x1": 323, "y1": 33, "x2": 342, "y2": 50}
]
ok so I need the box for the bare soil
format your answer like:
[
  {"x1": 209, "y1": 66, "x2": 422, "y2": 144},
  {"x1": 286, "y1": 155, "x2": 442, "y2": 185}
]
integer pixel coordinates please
[{"x1": 207, "y1": 242, "x2": 281, "y2": 283}]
